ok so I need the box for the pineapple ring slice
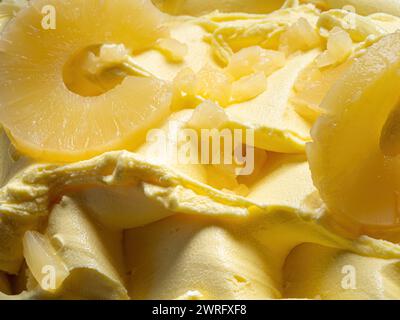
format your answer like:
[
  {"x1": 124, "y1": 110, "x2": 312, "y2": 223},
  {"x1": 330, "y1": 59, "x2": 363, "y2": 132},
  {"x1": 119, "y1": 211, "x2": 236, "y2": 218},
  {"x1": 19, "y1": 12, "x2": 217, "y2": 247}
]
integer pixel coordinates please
[
  {"x1": 308, "y1": 33, "x2": 400, "y2": 226},
  {"x1": 0, "y1": 0, "x2": 172, "y2": 162}
]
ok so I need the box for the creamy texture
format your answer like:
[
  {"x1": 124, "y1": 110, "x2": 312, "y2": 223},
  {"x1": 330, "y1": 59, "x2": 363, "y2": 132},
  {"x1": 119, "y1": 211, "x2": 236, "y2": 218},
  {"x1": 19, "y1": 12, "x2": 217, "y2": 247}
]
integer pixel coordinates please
[
  {"x1": 152, "y1": 0, "x2": 287, "y2": 16},
  {"x1": 1, "y1": 0, "x2": 400, "y2": 300}
]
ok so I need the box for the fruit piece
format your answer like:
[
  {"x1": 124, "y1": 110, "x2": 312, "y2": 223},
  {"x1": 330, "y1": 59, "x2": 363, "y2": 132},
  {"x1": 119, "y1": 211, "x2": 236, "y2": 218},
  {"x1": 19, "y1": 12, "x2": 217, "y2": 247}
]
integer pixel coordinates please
[
  {"x1": 187, "y1": 100, "x2": 228, "y2": 130},
  {"x1": 0, "y1": 0, "x2": 26, "y2": 32},
  {"x1": 197, "y1": 65, "x2": 232, "y2": 106},
  {"x1": 174, "y1": 68, "x2": 198, "y2": 97},
  {"x1": 253, "y1": 50, "x2": 286, "y2": 77},
  {"x1": 317, "y1": 8, "x2": 384, "y2": 43},
  {"x1": 23, "y1": 231, "x2": 69, "y2": 292},
  {"x1": 307, "y1": 33, "x2": 400, "y2": 226},
  {"x1": 315, "y1": 27, "x2": 353, "y2": 68},
  {"x1": 172, "y1": 67, "x2": 202, "y2": 109},
  {"x1": 225, "y1": 46, "x2": 286, "y2": 80},
  {"x1": 64, "y1": 44, "x2": 136, "y2": 98},
  {"x1": 280, "y1": 18, "x2": 322, "y2": 53},
  {"x1": 0, "y1": 0, "x2": 171, "y2": 162},
  {"x1": 84, "y1": 44, "x2": 131, "y2": 75},
  {"x1": 292, "y1": 60, "x2": 350, "y2": 122},
  {"x1": 155, "y1": 38, "x2": 188, "y2": 62},
  {"x1": 227, "y1": 50, "x2": 319, "y2": 153},
  {"x1": 231, "y1": 72, "x2": 267, "y2": 102}
]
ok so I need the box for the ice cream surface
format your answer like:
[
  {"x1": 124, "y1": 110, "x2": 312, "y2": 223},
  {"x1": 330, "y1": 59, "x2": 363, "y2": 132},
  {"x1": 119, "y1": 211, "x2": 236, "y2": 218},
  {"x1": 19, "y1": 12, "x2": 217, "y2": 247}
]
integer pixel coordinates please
[{"x1": 1, "y1": 0, "x2": 400, "y2": 299}]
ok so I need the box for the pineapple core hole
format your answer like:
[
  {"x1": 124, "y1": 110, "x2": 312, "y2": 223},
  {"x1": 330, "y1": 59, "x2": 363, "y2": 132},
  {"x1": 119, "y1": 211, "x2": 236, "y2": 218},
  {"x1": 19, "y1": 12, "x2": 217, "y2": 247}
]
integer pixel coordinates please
[{"x1": 63, "y1": 44, "x2": 130, "y2": 97}]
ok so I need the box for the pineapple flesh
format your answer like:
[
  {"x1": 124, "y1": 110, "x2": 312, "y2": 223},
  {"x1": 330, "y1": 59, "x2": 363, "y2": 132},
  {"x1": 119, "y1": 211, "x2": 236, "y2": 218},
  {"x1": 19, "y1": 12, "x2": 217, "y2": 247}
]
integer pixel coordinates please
[
  {"x1": 308, "y1": 32, "x2": 400, "y2": 226},
  {"x1": 0, "y1": 0, "x2": 172, "y2": 162}
]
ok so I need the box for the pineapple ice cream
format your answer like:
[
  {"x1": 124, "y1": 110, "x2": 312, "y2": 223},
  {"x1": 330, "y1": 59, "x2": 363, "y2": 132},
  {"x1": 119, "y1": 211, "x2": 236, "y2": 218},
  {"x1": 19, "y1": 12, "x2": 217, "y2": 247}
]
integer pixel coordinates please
[{"x1": 1, "y1": 0, "x2": 400, "y2": 300}]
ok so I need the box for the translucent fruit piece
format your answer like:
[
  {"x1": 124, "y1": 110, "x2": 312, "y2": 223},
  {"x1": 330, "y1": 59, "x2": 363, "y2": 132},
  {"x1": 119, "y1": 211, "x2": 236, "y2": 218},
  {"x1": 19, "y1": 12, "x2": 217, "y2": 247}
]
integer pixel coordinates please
[
  {"x1": 84, "y1": 44, "x2": 131, "y2": 75},
  {"x1": 155, "y1": 38, "x2": 188, "y2": 62},
  {"x1": 0, "y1": 0, "x2": 171, "y2": 162},
  {"x1": 225, "y1": 46, "x2": 286, "y2": 80},
  {"x1": 172, "y1": 67, "x2": 202, "y2": 109},
  {"x1": 231, "y1": 72, "x2": 267, "y2": 103},
  {"x1": 280, "y1": 18, "x2": 322, "y2": 53},
  {"x1": 187, "y1": 100, "x2": 228, "y2": 130},
  {"x1": 315, "y1": 27, "x2": 353, "y2": 68},
  {"x1": 197, "y1": 65, "x2": 232, "y2": 106},
  {"x1": 307, "y1": 33, "x2": 400, "y2": 226},
  {"x1": 292, "y1": 59, "x2": 351, "y2": 122}
]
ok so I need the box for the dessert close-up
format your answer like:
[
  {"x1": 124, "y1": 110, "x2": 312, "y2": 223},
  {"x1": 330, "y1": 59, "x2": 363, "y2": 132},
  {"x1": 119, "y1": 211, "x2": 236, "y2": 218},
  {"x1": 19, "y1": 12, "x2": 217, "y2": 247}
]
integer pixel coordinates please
[{"x1": 1, "y1": 0, "x2": 400, "y2": 300}]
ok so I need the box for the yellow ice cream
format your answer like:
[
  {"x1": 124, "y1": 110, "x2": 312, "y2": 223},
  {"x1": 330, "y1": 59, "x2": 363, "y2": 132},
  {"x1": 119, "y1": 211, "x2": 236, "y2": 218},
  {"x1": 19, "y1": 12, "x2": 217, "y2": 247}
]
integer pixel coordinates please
[
  {"x1": 1, "y1": 0, "x2": 400, "y2": 300},
  {"x1": 152, "y1": 0, "x2": 287, "y2": 15}
]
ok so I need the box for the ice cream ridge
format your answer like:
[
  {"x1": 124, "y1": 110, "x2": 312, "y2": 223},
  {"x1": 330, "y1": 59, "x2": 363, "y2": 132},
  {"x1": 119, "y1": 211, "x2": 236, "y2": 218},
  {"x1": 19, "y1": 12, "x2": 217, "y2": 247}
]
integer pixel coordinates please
[{"x1": 1, "y1": 0, "x2": 400, "y2": 300}]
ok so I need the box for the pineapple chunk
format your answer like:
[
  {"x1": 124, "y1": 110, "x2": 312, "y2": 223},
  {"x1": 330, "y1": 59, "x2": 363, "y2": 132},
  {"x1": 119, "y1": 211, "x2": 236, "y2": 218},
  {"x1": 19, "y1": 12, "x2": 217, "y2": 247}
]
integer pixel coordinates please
[
  {"x1": 292, "y1": 99, "x2": 324, "y2": 123},
  {"x1": 172, "y1": 67, "x2": 202, "y2": 109},
  {"x1": 156, "y1": 38, "x2": 188, "y2": 62},
  {"x1": 85, "y1": 44, "x2": 131, "y2": 75},
  {"x1": 174, "y1": 57, "x2": 271, "y2": 107},
  {"x1": 23, "y1": 231, "x2": 69, "y2": 292},
  {"x1": 231, "y1": 72, "x2": 267, "y2": 103},
  {"x1": 225, "y1": 46, "x2": 286, "y2": 80},
  {"x1": 173, "y1": 65, "x2": 236, "y2": 109},
  {"x1": 292, "y1": 60, "x2": 350, "y2": 122},
  {"x1": 174, "y1": 68, "x2": 199, "y2": 98},
  {"x1": 308, "y1": 33, "x2": 400, "y2": 226},
  {"x1": 280, "y1": 18, "x2": 322, "y2": 53},
  {"x1": 316, "y1": 27, "x2": 353, "y2": 68},
  {"x1": 187, "y1": 100, "x2": 228, "y2": 130},
  {"x1": 0, "y1": 0, "x2": 171, "y2": 162},
  {"x1": 197, "y1": 65, "x2": 232, "y2": 106}
]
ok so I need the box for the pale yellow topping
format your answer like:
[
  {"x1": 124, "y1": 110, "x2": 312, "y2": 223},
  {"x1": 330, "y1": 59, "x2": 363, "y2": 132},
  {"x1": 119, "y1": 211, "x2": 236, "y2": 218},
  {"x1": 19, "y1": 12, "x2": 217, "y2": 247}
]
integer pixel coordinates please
[
  {"x1": 187, "y1": 100, "x2": 228, "y2": 129},
  {"x1": 231, "y1": 72, "x2": 268, "y2": 103},
  {"x1": 226, "y1": 46, "x2": 286, "y2": 79},
  {"x1": 155, "y1": 38, "x2": 189, "y2": 62},
  {"x1": 315, "y1": 27, "x2": 353, "y2": 67}
]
